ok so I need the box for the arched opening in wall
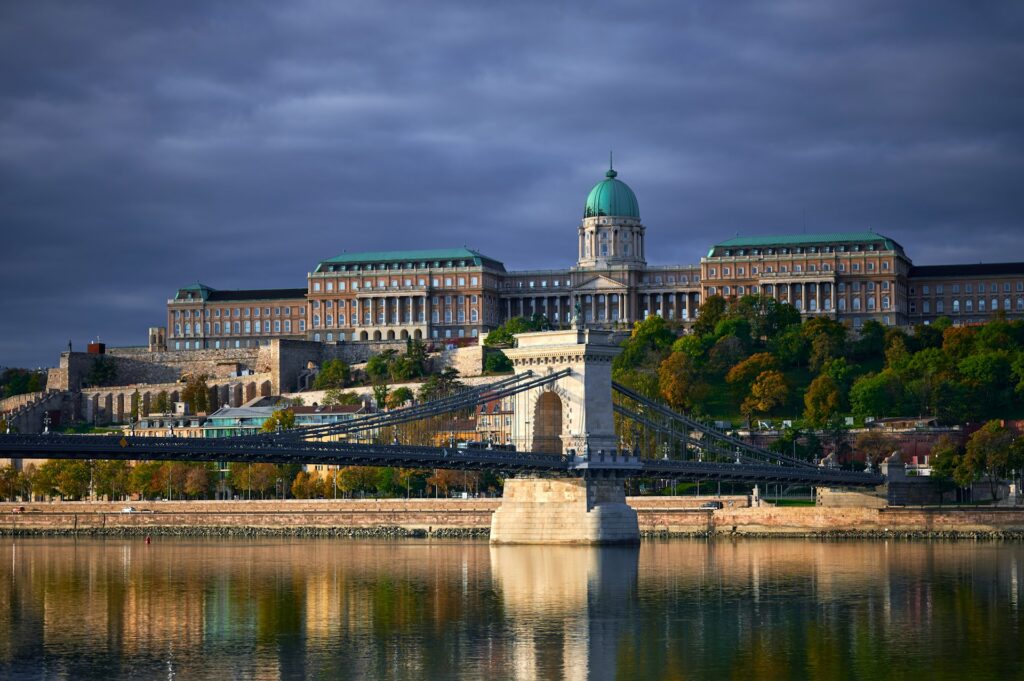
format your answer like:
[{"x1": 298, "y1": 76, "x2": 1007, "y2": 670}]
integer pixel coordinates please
[
  {"x1": 414, "y1": 329, "x2": 423, "y2": 340},
  {"x1": 245, "y1": 382, "x2": 257, "y2": 402},
  {"x1": 359, "y1": 331, "x2": 369, "y2": 341},
  {"x1": 373, "y1": 331, "x2": 382, "y2": 341},
  {"x1": 531, "y1": 391, "x2": 563, "y2": 454},
  {"x1": 400, "y1": 330, "x2": 409, "y2": 340},
  {"x1": 386, "y1": 330, "x2": 396, "y2": 340},
  {"x1": 259, "y1": 381, "x2": 271, "y2": 397}
]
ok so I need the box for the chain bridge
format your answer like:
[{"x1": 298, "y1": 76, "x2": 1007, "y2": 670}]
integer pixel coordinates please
[{"x1": 0, "y1": 329, "x2": 883, "y2": 542}]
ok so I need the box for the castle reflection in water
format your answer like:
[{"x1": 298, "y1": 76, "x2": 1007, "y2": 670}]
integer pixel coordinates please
[{"x1": 2, "y1": 539, "x2": 1023, "y2": 680}]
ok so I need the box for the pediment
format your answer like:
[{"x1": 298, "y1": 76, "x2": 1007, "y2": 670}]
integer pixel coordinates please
[{"x1": 574, "y1": 275, "x2": 628, "y2": 292}]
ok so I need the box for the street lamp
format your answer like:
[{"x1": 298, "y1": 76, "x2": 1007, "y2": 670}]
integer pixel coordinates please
[{"x1": 42, "y1": 412, "x2": 51, "y2": 434}]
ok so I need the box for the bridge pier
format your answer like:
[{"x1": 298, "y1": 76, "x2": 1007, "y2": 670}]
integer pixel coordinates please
[
  {"x1": 491, "y1": 327, "x2": 639, "y2": 544},
  {"x1": 490, "y1": 475, "x2": 639, "y2": 545}
]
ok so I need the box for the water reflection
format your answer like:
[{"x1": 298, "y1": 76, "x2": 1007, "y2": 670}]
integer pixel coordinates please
[
  {"x1": 490, "y1": 545, "x2": 638, "y2": 680},
  {"x1": 0, "y1": 538, "x2": 1022, "y2": 680}
]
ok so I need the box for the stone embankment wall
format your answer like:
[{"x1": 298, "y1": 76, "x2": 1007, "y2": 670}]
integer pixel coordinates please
[{"x1": 4, "y1": 498, "x2": 1024, "y2": 538}]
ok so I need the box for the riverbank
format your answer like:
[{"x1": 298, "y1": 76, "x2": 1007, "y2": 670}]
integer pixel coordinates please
[{"x1": 2, "y1": 498, "x2": 1024, "y2": 539}]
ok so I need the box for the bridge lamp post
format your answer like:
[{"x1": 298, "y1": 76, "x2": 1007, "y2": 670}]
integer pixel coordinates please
[{"x1": 42, "y1": 412, "x2": 51, "y2": 435}]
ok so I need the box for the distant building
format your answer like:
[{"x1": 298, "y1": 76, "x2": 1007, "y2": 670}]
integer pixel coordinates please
[{"x1": 163, "y1": 164, "x2": 1024, "y2": 349}]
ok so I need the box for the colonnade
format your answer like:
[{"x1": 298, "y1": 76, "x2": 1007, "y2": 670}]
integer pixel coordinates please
[{"x1": 759, "y1": 280, "x2": 836, "y2": 313}]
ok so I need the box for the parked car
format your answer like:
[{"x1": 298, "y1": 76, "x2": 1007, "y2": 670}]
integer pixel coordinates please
[
  {"x1": 120, "y1": 506, "x2": 136, "y2": 513},
  {"x1": 699, "y1": 501, "x2": 724, "y2": 510}
]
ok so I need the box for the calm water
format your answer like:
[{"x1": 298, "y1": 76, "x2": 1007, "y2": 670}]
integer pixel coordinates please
[{"x1": 1, "y1": 538, "x2": 1023, "y2": 680}]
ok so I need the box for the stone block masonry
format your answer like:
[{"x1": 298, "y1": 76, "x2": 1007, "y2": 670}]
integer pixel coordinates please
[{"x1": 4, "y1": 499, "x2": 1024, "y2": 539}]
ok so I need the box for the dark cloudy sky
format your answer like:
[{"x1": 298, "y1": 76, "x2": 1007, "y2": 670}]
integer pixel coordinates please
[{"x1": 2, "y1": 1, "x2": 1023, "y2": 368}]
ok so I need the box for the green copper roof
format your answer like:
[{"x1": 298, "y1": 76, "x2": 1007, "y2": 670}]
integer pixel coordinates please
[
  {"x1": 708, "y1": 231, "x2": 905, "y2": 257},
  {"x1": 317, "y1": 247, "x2": 505, "y2": 272},
  {"x1": 584, "y1": 167, "x2": 639, "y2": 219}
]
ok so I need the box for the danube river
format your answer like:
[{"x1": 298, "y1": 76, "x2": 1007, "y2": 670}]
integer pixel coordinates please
[{"x1": 1, "y1": 538, "x2": 1022, "y2": 680}]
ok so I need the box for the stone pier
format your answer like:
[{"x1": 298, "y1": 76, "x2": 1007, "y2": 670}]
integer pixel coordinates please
[
  {"x1": 490, "y1": 327, "x2": 640, "y2": 544},
  {"x1": 490, "y1": 477, "x2": 639, "y2": 544}
]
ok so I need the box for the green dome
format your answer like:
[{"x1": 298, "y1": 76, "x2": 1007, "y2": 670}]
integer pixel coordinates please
[{"x1": 584, "y1": 168, "x2": 639, "y2": 219}]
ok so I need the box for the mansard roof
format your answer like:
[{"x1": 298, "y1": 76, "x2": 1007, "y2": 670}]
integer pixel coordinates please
[
  {"x1": 708, "y1": 231, "x2": 906, "y2": 258},
  {"x1": 316, "y1": 247, "x2": 505, "y2": 273}
]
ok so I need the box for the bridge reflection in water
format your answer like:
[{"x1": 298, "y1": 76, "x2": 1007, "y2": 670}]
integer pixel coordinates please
[{"x1": 2, "y1": 539, "x2": 1022, "y2": 680}]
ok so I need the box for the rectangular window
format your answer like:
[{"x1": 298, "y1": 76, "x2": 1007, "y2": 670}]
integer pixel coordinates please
[
  {"x1": 244, "y1": 321, "x2": 251, "y2": 333},
  {"x1": 458, "y1": 277, "x2": 466, "y2": 286},
  {"x1": 471, "y1": 276, "x2": 478, "y2": 286},
  {"x1": 274, "y1": 321, "x2": 281, "y2": 332}
]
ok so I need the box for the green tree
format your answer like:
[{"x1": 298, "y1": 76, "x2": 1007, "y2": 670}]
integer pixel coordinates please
[
  {"x1": 803, "y1": 374, "x2": 842, "y2": 428},
  {"x1": 801, "y1": 317, "x2": 847, "y2": 372},
  {"x1": 418, "y1": 368, "x2": 462, "y2": 402},
  {"x1": 387, "y1": 386, "x2": 414, "y2": 409},
  {"x1": 313, "y1": 359, "x2": 351, "y2": 389},
  {"x1": 53, "y1": 460, "x2": 91, "y2": 499},
  {"x1": 692, "y1": 295, "x2": 728, "y2": 337},
  {"x1": 152, "y1": 390, "x2": 170, "y2": 414},
  {"x1": 852, "y1": 320, "x2": 886, "y2": 360},
  {"x1": 849, "y1": 370, "x2": 906, "y2": 418},
  {"x1": 323, "y1": 389, "x2": 363, "y2": 407},
  {"x1": 769, "y1": 325, "x2": 810, "y2": 368},
  {"x1": 94, "y1": 460, "x2": 131, "y2": 500},
  {"x1": 372, "y1": 380, "x2": 390, "y2": 410},
  {"x1": 484, "y1": 350, "x2": 513, "y2": 374},
  {"x1": 726, "y1": 295, "x2": 800, "y2": 341}
]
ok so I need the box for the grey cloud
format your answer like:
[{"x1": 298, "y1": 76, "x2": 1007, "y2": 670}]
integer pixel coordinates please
[{"x1": 2, "y1": 0, "x2": 1023, "y2": 366}]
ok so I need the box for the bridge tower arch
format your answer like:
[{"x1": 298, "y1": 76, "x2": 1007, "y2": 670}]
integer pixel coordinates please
[{"x1": 504, "y1": 328, "x2": 622, "y2": 456}]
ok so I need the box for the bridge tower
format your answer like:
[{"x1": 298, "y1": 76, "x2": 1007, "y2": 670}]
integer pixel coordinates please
[{"x1": 490, "y1": 328, "x2": 640, "y2": 545}]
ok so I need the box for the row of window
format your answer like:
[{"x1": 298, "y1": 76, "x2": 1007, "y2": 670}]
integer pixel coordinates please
[
  {"x1": 912, "y1": 298, "x2": 1024, "y2": 314},
  {"x1": 311, "y1": 275, "x2": 480, "y2": 292},
  {"x1": 915, "y1": 282, "x2": 1024, "y2": 295},
  {"x1": 174, "y1": 306, "x2": 304, "y2": 320},
  {"x1": 310, "y1": 308, "x2": 482, "y2": 327},
  {"x1": 707, "y1": 261, "x2": 891, "y2": 278},
  {"x1": 174, "y1": 320, "x2": 307, "y2": 337}
]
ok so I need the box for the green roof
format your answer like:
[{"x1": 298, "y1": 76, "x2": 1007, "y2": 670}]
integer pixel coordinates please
[
  {"x1": 584, "y1": 168, "x2": 639, "y2": 219},
  {"x1": 317, "y1": 247, "x2": 504, "y2": 272},
  {"x1": 709, "y1": 231, "x2": 905, "y2": 257}
]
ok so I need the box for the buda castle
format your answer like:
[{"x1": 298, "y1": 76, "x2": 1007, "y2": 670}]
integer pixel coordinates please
[{"x1": 162, "y1": 166, "x2": 1024, "y2": 351}]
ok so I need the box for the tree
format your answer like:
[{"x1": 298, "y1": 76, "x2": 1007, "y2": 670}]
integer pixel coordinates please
[
  {"x1": 804, "y1": 374, "x2": 842, "y2": 428},
  {"x1": 129, "y1": 461, "x2": 164, "y2": 499},
  {"x1": 484, "y1": 350, "x2": 513, "y2": 374},
  {"x1": 153, "y1": 390, "x2": 170, "y2": 414},
  {"x1": 741, "y1": 370, "x2": 789, "y2": 418},
  {"x1": 707, "y1": 335, "x2": 746, "y2": 375},
  {"x1": 180, "y1": 374, "x2": 210, "y2": 414},
  {"x1": 184, "y1": 465, "x2": 212, "y2": 498},
  {"x1": 850, "y1": 370, "x2": 905, "y2": 418},
  {"x1": 249, "y1": 463, "x2": 280, "y2": 499},
  {"x1": 769, "y1": 326, "x2": 810, "y2": 368},
  {"x1": 372, "y1": 380, "x2": 390, "y2": 410},
  {"x1": 658, "y1": 352, "x2": 705, "y2": 411},
  {"x1": 53, "y1": 460, "x2": 91, "y2": 499},
  {"x1": 291, "y1": 471, "x2": 320, "y2": 499},
  {"x1": 801, "y1": 318, "x2": 847, "y2": 372},
  {"x1": 726, "y1": 295, "x2": 800, "y2": 341},
  {"x1": 853, "y1": 431, "x2": 897, "y2": 470},
  {"x1": 1, "y1": 368, "x2": 46, "y2": 398},
  {"x1": 260, "y1": 408, "x2": 296, "y2": 433},
  {"x1": 853, "y1": 320, "x2": 886, "y2": 360},
  {"x1": 366, "y1": 350, "x2": 398, "y2": 383},
  {"x1": 94, "y1": 459, "x2": 131, "y2": 500},
  {"x1": 387, "y1": 386, "x2": 414, "y2": 409},
  {"x1": 323, "y1": 389, "x2": 363, "y2": 407},
  {"x1": 418, "y1": 368, "x2": 462, "y2": 402},
  {"x1": 313, "y1": 359, "x2": 351, "y2": 390},
  {"x1": 692, "y1": 296, "x2": 727, "y2": 337},
  {"x1": 930, "y1": 434, "x2": 964, "y2": 485},
  {"x1": 725, "y1": 353, "x2": 779, "y2": 397},
  {"x1": 962, "y1": 420, "x2": 1017, "y2": 500}
]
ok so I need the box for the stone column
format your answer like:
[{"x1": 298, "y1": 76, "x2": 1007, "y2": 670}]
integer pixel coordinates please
[
  {"x1": 816, "y1": 283, "x2": 822, "y2": 313},
  {"x1": 604, "y1": 295, "x2": 610, "y2": 323}
]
